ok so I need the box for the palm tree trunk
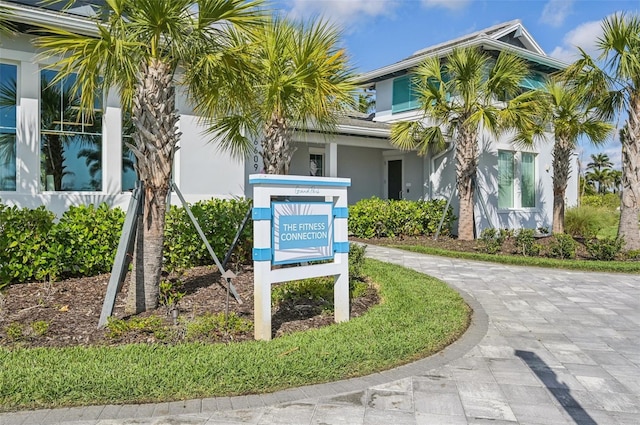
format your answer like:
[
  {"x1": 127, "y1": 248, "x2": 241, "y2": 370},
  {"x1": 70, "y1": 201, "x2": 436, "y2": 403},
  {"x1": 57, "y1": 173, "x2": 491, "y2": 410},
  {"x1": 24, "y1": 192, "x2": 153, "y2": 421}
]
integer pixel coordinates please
[
  {"x1": 618, "y1": 117, "x2": 640, "y2": 250},
  {"x1": 552, "y1": 136, "x2": 572, "y2": 234},
  {"x1": 456, "y1": 126, "x2": 477, "y2": 240},
  {"x1": 127, "y1": 58, "x2": 180, "y2": 312},
  {"x1": 262, "y1": 115, "x2": 295, "y2": 175}
]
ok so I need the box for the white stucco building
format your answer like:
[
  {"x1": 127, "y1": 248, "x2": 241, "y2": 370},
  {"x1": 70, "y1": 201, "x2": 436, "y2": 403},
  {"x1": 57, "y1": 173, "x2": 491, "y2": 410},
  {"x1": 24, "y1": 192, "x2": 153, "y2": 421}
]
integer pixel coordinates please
[{"x1": 0, "y1": 1, "x2": 577, "y2": 235}]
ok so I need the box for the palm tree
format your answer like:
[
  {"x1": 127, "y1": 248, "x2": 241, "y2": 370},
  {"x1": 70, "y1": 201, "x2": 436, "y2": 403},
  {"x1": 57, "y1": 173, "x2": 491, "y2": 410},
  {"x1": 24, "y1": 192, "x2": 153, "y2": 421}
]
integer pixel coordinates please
[
  {"x1": 36, "y1": 0, "x2": 264, "y2": 311},
  {"x1": 356, "y1": 90, "x2": 375, "y2": 114},
  {"x1": 586, "y1": 167, "x2": 613, "y2": 195},
  {"x1": 610, "y1": 168, "x2": 623, "y2": 193},
  {"x1": 563, "y1": 13, "x2": 640, "y2": 250},
  {"x1": 587, "y1": 153, "x2": 614, "y2": 172},
  {"x1": 199, "y1": 17, "x2": 357, "y2": 175},
  {"x1": 537, "y1": 83, "x2": 612, "y2": 233},
  {"x1": 586, "y1": 153, "x2": 615, "y2": 194},
  {"x1": 390, "y1": 47, "x2": 542, "y2": 240}
]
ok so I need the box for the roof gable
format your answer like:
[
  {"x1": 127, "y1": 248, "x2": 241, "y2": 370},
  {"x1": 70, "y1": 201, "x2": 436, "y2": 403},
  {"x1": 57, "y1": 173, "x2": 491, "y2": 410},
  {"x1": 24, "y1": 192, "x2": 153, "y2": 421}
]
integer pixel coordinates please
[{"x1": 359, "y1": 20, "x2": 564, "y2": 85}]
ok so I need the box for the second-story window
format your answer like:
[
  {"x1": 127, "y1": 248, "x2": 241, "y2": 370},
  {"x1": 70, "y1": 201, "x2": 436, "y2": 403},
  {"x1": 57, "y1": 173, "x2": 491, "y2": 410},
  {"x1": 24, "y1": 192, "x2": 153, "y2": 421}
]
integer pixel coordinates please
[{"x1": 392, "y1": 75, "x2": 419, "y2": 114}]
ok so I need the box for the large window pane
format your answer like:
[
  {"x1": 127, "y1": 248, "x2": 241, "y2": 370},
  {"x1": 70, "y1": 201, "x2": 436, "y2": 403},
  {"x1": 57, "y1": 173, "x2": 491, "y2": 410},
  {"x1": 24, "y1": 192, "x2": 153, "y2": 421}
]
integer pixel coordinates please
[
  {"x1": 498, "y1": 150, "x2": 514, "y2": 209},
  {"x1": 521, "y1": 152, "x2": 536, "y2": 208},
  {"x1": 392, "y1": 75, "x2": 419, "y2": 113},
  {"x1": 122, "y1": 112, "x2": 137, "y2": 191},
  {"x1": 0, "y1": 63, "x2": 17, "y2": 191},
  {"x1": 40, "y1": 70, "x2": 103, "y2": 191}
]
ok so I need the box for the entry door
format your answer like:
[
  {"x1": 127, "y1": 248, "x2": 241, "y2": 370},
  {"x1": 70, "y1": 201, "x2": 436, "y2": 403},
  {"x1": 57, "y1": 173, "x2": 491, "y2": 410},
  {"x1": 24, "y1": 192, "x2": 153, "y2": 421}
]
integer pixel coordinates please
[{"x1": 387, "y1": 159, "x2": 403, "y2": 200}]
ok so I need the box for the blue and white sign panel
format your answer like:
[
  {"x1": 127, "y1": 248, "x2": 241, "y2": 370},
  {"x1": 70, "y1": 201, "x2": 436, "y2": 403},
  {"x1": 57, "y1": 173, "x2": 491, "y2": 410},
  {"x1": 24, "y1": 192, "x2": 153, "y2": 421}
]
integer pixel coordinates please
[{"x1": 272, "y1": 202, "x2": 333, "y2": 265}]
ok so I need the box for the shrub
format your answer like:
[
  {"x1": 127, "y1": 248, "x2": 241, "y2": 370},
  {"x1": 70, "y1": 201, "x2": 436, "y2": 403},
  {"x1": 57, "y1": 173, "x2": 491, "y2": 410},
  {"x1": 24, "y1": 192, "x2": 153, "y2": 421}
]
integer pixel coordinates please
[
  {"x1": 46, "y1": 204, "x2": 124, "y2": 279},
  {"x1": 586, "y1": 237, "x2": 624, "y2": 261},
  {"x1": 348, "y1": 197, "x2": 455, "y2": 238},
  {"x1": 348, "y1": 197, "x2": 390, "y2": 238},
  {"x1": 549, "y1": 234, "x2": 577, "y2": 259},
  {"x1": 349, "y1": 244, "x2": 366, "y2": 281},
  {"x1": 0, "y1": 204, "x2": 55, "y2": 287},
  {"x1": 164, "y1": 198, "x2": 252, "y2": 272},
  {"x1": 581, "y1": 193, "x2": 620, "y2": 210},
  {"x1": 514, "y1": 228, "x2": 540, "y2": 256},
  {"x1": 479, "y1": 228, "x2": 504, "y2": 254},
  {"x1": 564, "y1": 206, "x2": 606, "y2": 239}
]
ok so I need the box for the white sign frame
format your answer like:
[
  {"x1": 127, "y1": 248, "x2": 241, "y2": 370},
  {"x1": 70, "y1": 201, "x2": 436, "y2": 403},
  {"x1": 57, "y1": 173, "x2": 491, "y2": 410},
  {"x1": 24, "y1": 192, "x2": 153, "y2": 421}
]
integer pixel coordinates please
[{"x1": 250, "y1": 174, "x2": 351, "y2": 341}]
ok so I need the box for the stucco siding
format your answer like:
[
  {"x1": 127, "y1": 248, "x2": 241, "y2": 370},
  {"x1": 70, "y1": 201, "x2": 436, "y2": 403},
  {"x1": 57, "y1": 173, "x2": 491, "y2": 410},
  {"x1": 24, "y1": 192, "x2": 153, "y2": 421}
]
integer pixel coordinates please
[
  {"x1": 177, "y1": 115, "x2": 245, "y2": 201},
  {"x1": 337, "y1": 145, "x2": 383, "y2": 203}
]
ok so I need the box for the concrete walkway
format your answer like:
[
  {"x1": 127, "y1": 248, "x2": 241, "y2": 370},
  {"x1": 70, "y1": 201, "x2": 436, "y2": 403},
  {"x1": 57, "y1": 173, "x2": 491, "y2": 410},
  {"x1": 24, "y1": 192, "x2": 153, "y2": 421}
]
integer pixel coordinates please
[{"x1": 2, "y1": 244, "x2": 639, "y2": 425}]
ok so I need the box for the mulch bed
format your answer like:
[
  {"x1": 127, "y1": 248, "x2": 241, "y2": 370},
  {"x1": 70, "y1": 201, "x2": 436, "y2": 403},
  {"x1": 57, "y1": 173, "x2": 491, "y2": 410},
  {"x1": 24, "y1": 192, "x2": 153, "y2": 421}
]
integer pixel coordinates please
[{"x1": 0, "y1": 266, "x2": 379, "y2": 349}]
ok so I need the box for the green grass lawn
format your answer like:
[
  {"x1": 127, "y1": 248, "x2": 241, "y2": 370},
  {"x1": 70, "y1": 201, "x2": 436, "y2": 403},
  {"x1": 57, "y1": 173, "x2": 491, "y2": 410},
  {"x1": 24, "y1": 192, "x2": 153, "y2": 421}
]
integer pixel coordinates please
[
  {"x1": 392, "y1": 244, "x2": 640, "y2": 273},
  {"x1": 0, "y1": 259, "x2": 470, "y2": 411}
]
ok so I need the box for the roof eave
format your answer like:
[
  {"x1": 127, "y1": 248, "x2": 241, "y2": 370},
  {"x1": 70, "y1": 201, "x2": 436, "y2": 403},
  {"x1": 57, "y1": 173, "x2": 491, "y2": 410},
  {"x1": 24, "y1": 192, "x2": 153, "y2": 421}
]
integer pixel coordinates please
[
  {"x1": 4, "y1": 2, "x2": 97, "y2": 36},
  {"x1": 357, "y1": 37, "x2": 568, "y2": 85}
]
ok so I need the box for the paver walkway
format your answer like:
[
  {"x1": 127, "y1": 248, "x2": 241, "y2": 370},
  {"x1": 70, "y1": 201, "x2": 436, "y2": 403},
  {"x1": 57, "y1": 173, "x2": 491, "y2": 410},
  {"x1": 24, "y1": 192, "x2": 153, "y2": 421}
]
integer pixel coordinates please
[{"x1": 2, "y1": 244, "x2": 639, "y2": 425}]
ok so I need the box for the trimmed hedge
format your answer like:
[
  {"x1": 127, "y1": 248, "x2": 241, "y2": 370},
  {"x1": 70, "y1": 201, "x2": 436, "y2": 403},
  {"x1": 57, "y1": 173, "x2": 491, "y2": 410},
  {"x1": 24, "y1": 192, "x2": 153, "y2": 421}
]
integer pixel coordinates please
[
  {"x1": 0, "y1": 199, "x2": 252, "y2": 288},
  {"x1": 163, "y1": 198, "x2": 252, "y2": 272},
  {"x1": 349, "y1": 197, "x2": 455, "y2": 238}
]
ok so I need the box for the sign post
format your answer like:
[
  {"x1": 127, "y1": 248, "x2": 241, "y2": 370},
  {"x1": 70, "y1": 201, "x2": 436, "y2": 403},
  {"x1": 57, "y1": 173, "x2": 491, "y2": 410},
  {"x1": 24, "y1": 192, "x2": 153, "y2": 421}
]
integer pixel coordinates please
[{"x1": 250, "y1": 174, "x2": 351, "y2": 340}]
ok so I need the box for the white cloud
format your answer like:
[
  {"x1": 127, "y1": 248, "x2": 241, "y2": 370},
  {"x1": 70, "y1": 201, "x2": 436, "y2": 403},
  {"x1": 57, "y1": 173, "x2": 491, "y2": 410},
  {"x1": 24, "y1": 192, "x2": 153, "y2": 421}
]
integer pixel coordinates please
[
  {"x1": 285, "y1": 0, "x2": 399, "y2": 28},
  {"x1": 603, "y1": 144, "x2": 622, "y2": 170},
  {"x1": 549, "y1": 19, "x2": 603, "y2": 62},
  {"x1": 540, "y1": 0, "x2": 573, "y2": 27},
  {"x1": 421, "y1": 0, "x2": 472, "y2": 11}
]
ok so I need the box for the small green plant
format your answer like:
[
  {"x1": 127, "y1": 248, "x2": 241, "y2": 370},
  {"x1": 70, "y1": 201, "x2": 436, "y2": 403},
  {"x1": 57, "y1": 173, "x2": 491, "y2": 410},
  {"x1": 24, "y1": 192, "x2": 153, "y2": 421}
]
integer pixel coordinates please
[
  {"x1": 30, "y1": 320, "x2": 49, "y2": 337},
  {"x1": 549, "y1": 234, "x2": 577, "y2": 259},
  {"x1": 479, "y1": 228, "x2": 504, "y2": 254},
  {"x1": 184, "y1": 312, "x2": 253, "y2": 341},
  {"x1": 272, "y1": 277, "x2": 333, "y2": 309},
  {"x1": 5, "y1": 322, "x2": 24, "y2": 341},
  {"x1": 623, "y1": 249, "x2": 640, "y2": 260},
  {"x1": 514, "y1": 229, "x2": 540, "y2": 256},
  {"x1": 106, "y1": 316, "x2": 167, "y2": 340},
  {"x1": 349, "y1": 244, "x2": 366, "y2": 281},
  {"x1": 499, "y1": 228, "x2": 514, "y2": 239},
  {"x1": 159, "y1": 279, "x2": 186, "y2": 309},
  {"x1": 586, "y1": 237, "x2": 624, "y2": 261}
]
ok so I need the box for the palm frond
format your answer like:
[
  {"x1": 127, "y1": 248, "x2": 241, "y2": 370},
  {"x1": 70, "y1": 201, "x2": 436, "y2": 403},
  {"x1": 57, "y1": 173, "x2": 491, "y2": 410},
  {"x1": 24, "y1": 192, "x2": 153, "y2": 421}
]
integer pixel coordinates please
[
  {"x1": 391, "y1": 121, "x2": 446, "y2": 156},
  {"x1": 206, "y1": 114, "x2": 255, "y2": 160}
]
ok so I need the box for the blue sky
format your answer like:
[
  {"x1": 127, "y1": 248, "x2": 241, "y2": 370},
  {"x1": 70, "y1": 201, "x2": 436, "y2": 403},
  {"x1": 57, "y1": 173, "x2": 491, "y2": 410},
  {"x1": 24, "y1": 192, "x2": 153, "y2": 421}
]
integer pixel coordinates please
[{"x1": 274, "y1": 0, "x2": 640, "y2": 169}]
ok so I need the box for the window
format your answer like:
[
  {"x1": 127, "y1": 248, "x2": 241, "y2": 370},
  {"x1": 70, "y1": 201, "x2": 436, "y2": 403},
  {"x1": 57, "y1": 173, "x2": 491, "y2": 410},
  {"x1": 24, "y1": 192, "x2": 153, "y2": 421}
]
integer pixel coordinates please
[
  {"x1": 310, "y1": 153, "x2": 324, "y2": 176},
  {"x1": 0, "y1": 63, "x2": 17, "y2": 191},
  {"x1": 498, "y1": 151, "x2": 514, "y2": 209},
  {"x1": 40, "y1": 70, "x2": 103, "y2": 191},
  {"x1": 521, "y1": 152, "x2": 536, "y2": 208},
  {"x1": 520, "y1": 72, "x2": 546, "y2": 92},
  {"x1": 498, "y1": 150, "x2": 537, "y2": 209},
  {"x1": 392, "y1": 75, "x2": 419, "y2": 113},
  {"x1": 122, "y1": 112, "x2": 137, "y2": 191}
]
